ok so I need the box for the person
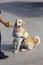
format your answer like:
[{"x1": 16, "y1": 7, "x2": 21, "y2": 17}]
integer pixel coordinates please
[{"x1": 0, "y1": 10, "x2": 10, "y2": 59}]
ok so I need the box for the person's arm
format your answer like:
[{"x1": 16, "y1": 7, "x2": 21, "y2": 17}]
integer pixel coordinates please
[{"x1": 0, "y1": 16, "x2": 9, "y2": 27}]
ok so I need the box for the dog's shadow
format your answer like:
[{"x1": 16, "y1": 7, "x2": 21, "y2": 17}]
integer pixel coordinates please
[{"x1": 1, "y1": 43, "x2": 27, "y2": 52}]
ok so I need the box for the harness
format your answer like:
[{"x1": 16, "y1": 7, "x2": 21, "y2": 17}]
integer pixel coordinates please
[
  {"x1": 23, "y1": 32, "x2": 30, "y2": 39},
  {"x1": 14, "y1": 31, "x2": 30, "y2": 39},
  {"x1": 21, "y1": 32, "x2": 30, "y2": 43}
]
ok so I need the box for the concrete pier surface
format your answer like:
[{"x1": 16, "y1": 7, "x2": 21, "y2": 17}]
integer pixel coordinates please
[{"x1": 0, "y1": 1, "x2": 43, "y2": 65}]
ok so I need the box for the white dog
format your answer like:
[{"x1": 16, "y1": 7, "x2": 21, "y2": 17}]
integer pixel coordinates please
[{"x1": 12, "y1": 19, "x2": 40, "y2": 53}]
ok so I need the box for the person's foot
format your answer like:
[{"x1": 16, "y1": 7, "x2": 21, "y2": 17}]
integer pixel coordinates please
[{"x1": 0, "y1": 51, "x2": 9, "y2": 59}]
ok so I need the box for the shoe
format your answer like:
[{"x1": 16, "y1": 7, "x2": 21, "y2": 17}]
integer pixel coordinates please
[{"x1": 0, "y1": 51, "x2": 9, "y2": 59}]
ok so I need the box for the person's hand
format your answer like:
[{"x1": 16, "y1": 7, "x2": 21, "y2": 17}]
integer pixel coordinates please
[
  {"x1": 6, "y1": 22, "x2": 13, "y2": 28},
  {"x1": 4, "y1": 22, "x2": 10, "y2": 28}
]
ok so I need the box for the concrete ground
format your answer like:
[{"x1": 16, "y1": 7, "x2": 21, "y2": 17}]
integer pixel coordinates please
[{"x1": 0, "y1": 1, "x2": 43, "y2": 65}]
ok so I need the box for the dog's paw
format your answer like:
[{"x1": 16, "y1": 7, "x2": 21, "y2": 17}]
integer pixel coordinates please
[
  {"x1": 14, "y1": 50, "x2": 18, "y2": 53},
  {"x1": 20, "y1": 49, "x2": 27, "y2": 52},
  {"x1": 28, "y1": 45, "x2": 33, "y2": 50}
]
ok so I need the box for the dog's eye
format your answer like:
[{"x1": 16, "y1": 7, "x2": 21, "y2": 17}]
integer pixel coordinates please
[{"x1": 19, "y1": 21, "x2": 21, "y2": 23}]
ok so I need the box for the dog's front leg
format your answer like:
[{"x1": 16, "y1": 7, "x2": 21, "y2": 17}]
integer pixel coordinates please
[{"x1": 14, "y1": 42, "x2": 21, "y2": 53}]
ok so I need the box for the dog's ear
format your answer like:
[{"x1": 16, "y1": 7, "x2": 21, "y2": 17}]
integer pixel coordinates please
[{"x1": 22, "y1": 22, "x2": 25, "y2": 26}]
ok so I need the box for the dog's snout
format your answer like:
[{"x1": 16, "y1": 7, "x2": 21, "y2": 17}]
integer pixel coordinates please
[{"x1": 15, "y1": 23, "x2": 17, "y2": 26}]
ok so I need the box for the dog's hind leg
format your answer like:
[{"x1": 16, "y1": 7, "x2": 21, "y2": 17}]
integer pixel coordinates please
[
  {"x1": 27, "y1": 45, "x2": 33, "y2": 50},
  {"x1": 26, "y1": 43, "x2": 33, "y2": 50}
]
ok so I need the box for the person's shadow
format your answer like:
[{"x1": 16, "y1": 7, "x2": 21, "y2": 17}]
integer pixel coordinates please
[
  {"x1": 1, "y1": 44, "x2": 13, "y2": 52},
  {"x1": 0, "y1": 43, "x2": 12, "y2": 59}
]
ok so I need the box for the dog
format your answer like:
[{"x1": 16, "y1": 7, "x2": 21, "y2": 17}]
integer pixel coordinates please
[
  {"x1": 12, "y1": 19, "x2": 25, "y2": 53},
  {"x1": 12, "y1": 19, "x2": 40, "y2": 53}
]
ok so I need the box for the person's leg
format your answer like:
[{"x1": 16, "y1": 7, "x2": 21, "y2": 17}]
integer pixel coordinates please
[
  {"x1": 0, "y1": 32, "x2": 9, "y2": 59},
  {"x1": 0, "y1": 32, "x2": 1, "y2": 51}
]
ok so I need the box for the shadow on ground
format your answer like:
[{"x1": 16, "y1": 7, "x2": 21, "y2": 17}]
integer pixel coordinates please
[
  {"x1": 1, "y1": 44, "x2": 13, "y2": 52},
  {"x1": 1, "y1": 43, "x2": 27, "y2": 52},
  {"x1": 0, "y1": 1, "x2": 43, "y2": 17}
]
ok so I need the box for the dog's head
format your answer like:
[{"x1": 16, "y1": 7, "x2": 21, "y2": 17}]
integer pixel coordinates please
[{"x1": 15, "y1": 19, "x2": 25, "y2": 27}]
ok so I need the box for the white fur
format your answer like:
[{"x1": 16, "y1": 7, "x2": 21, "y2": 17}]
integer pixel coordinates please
[
  {"x1": 12, "y1": 19, "x2": 24, "y2": 53},
  {"x1": 13, "y1": 31, "x2": 23, "y2": 53}
]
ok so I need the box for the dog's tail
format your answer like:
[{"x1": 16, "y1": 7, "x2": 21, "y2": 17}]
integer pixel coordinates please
[{"x1": 34, "y1": 36, "x2": 40, "y2": 46}]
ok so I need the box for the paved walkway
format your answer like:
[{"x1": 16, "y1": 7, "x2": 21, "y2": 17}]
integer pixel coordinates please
[{"x1": 0, "y1": 2, "x2": 43, "y2": 65}]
